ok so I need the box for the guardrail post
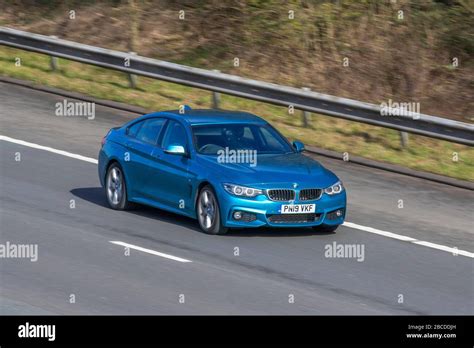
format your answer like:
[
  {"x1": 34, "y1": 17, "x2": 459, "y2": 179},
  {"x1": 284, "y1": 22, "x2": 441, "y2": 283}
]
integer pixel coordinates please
[
  {"x1": 212, "y1": 70, "x2": 221, "y2": 109},
  {"x1": 301, "y1": 87, "x2": 311, "y2": 127},
  {"x1": 49, "y1": 36, "x2": 58, "y2": 71},
  {"x1": 128, "y1": 52, "x2": 137, "y2": 89},
  {"x1": 400, "y1": 131, "x2": 409, "y2": 148}
]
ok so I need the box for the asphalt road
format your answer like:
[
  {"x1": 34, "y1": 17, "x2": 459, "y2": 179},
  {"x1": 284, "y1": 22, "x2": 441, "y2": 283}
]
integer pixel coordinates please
[{"x1": 0, "y1": 82, "x2": 473, "y2": 314}]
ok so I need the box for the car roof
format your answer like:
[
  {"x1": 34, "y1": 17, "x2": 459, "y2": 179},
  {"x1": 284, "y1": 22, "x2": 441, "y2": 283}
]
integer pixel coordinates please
[{"x1": 145, "y1": 108, "x2": 267, "y2": 125}]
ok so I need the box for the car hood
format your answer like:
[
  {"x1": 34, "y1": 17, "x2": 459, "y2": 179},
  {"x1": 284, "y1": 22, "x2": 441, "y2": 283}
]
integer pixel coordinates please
[{"x1": 197, "y1": 152, "x2": 339, "y2": 189}]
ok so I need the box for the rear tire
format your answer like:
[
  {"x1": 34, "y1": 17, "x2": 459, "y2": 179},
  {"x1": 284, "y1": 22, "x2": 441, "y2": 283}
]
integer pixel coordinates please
[
  {"x1": 196, "y1": 185, "x2": 228, "y2": 235},
  {"x1": 105, "y1": 162, "x2": 133, "y2": 210},
  {"x1": 312, "y1": 224, "x2": 339, "y2": 233}
]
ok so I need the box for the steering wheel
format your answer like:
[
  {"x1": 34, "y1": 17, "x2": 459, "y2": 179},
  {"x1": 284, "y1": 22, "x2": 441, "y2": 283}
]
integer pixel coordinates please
[{"x1": 199, "y1": 144, "x2": 225, "y2": 154}]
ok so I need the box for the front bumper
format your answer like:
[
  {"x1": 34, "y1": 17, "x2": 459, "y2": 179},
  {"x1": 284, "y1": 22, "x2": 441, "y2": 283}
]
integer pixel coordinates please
[{"x1": 218, "y1": 190, "x2": 347, "y2": 228}]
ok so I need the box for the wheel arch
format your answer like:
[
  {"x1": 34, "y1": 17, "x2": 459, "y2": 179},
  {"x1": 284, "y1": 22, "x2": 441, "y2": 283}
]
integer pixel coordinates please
[{"x1": 194, "y1": 180, "x2": 212, "y2": 210}]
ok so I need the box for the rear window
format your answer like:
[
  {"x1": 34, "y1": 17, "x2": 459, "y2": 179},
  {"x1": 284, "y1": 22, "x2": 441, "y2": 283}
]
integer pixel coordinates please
[
  {"x1": 136, "y1": 118, "x2": 166, "y2": 144},
  {"x1": 127, "y1": 121, "x2": 143, "y2": 138}
]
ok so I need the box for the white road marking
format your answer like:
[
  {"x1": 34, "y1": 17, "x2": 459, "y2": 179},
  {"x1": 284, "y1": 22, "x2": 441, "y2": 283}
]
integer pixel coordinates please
[
  {"x1": 2, "y1": 134, "x2": 473, "y2": 259},
  {"x1": 343, "y1": 222, "x2": 474, "y2": 258},
  {"x1": 412, "y1": 241, "x2": 473, "y2": 258},
  {"x1": 343, "y1": 222, "x2": 417, "y2": 242},
  {"x1": 110, "y1": 241, "x2": 192, "y2": 263},
  {"x1": 0, "y1": 135, "x2": 98, "y2": 164}
]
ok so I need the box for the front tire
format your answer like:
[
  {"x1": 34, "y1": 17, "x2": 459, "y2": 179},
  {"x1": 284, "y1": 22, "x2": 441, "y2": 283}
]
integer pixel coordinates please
[
  {"x1": 105, "y1": 162, "x2": 133, "y2": 210},
  {"x1": 196, "y1": 185, "x2": 228, "y2": 235}
]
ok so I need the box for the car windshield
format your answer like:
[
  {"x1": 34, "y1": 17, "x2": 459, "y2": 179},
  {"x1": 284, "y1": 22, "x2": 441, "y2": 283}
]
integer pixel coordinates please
[{"x1": 192, "y1": 123, "x2": 294, "y2": 155}]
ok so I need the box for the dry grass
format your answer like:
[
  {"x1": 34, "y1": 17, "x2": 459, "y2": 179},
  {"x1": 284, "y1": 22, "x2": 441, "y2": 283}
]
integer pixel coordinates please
[{"x1": 1, "y1": 0, "x2": 473, "y2": 122}]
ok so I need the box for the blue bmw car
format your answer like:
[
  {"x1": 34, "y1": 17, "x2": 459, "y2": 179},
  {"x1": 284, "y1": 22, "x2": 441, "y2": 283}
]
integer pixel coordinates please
[{"x1": 98, "y1": 107, "x2": 346, "y2": 234}]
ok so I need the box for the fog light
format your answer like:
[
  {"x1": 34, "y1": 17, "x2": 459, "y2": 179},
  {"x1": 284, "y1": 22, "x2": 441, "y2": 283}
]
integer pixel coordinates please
[
  {"x1": 233, "y1": 211, "x2": 242, "y2": 220},
  {"x1": 327, "y1": 209, "x2": 344, "y2": 220}
]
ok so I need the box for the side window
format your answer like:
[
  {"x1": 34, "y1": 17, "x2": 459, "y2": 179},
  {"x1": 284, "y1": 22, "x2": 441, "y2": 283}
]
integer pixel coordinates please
[
  {"x1": 161, "y1": 120, "x2": 187, "y2": 149},
  {"x1": 135, "y1": 118, "x2": 166, "y2": 144},
  {"x1": 243, "y1": 127, "x2": 254, "y2": 141},
  {"x1": 127, "y1": 121, "x2": 143, "y2": 138}
]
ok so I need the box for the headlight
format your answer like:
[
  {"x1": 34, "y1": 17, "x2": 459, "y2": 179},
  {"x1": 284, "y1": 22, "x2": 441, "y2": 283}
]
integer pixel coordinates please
[
  {"x1": 223, "y1": 183, "x2": 263, "y2": 198},
  {"x1": 324, "y1": 181, "x2": 344, "y2": 195}
]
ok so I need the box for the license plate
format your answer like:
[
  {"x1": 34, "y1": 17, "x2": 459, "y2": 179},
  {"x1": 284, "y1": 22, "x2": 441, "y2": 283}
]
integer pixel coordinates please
[{"x1": 280, "y1": 204, "x2": 315, "y2": 214}]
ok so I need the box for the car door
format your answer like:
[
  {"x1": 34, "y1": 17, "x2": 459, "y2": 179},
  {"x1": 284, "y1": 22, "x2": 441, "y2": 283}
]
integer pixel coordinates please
[
  {"x1": 152, "y1": 120, "x2": 194, "y2": 214},
  {"x1": 123, "y1": 117, "x2": 166, "y2": 200}
]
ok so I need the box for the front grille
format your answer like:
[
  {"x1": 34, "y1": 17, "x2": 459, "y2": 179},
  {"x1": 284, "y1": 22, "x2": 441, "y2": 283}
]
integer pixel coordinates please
[
  {"x1": 299, "y1": 188, "x2": 323, "y2": 201},
  {"x1": 267, "y1": 189, "x2": 295, "y2": 201},
  {"x1": 267, "y1": 213, "x2": 320, "y2": 224}
]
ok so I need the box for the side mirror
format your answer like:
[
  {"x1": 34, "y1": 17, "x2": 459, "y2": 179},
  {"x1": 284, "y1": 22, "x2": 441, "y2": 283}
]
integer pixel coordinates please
[
  {"x1": 164, "y1": 145, "x2": 186, "y2": 156},
  {"x1": 293, "y1": 140, "x2": 305, "y2": 153}
]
